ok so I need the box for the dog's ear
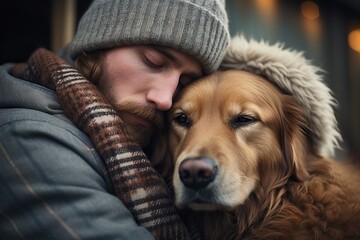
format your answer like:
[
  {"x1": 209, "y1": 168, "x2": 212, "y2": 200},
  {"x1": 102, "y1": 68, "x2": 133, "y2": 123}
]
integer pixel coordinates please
[
  {"x1": 280, "y1": 96, "x2": 310, "y2": 181},
  {"x1": 148, "y1": 129, "x2": 175, "y2": 178},
  {"x1": 148, "y1": 117, "x2": 175, "y2": 178}
]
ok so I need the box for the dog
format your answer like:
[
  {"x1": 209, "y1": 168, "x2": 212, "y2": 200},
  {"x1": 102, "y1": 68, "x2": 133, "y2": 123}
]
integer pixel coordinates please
[
  {"x1": 166, "y1": 69, "x2": 360, "y2": 239},
  {"x1": 169, "y1": 70, "x2": 360, "y2": 239}
]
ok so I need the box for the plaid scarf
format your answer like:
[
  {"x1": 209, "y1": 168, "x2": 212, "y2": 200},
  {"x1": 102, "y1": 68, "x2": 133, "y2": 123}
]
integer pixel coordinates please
[{"x1": 10, "y1": 48, "x2": 190, "y2": 240}]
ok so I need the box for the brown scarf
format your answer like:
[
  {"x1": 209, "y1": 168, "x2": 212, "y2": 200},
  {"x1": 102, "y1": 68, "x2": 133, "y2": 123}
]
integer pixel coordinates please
[{"x1": 10, "y1": 48, "x2": 190, "y2": 240}]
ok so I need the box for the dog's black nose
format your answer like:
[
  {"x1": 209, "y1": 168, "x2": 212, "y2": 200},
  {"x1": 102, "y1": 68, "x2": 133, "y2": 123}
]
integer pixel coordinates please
[{"x1": 179, "y1": 157, "x2": 218, "y2": 190}]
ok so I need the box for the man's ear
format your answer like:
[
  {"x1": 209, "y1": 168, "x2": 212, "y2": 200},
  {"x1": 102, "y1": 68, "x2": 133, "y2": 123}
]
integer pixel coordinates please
[{"x1": 280, "y1": 96, "x2": 310, "y2": 181}]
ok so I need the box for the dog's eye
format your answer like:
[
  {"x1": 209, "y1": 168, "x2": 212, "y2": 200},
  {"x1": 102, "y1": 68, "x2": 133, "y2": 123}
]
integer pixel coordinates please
[
  {"x1": 174, "y1": 113, "x2": 191, "y2": 127},
  {"x1": 229, "y1": 115, "x2": 256, "y2": 129}
]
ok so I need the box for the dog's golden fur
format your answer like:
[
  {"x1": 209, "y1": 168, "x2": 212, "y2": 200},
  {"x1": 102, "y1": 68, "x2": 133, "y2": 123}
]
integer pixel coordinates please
[{"x1": 166, "y1": 70, "x2": 360, "y2": 240}]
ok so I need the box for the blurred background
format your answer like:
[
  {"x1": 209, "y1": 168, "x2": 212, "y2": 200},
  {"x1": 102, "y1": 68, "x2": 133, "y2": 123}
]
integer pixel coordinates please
[{"x1": 1, "y1": 0, "x2": 359, "y2": 159}]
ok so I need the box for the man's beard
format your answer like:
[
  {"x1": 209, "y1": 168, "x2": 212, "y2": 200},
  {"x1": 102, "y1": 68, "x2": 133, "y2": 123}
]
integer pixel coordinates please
[{"x1": 112, "y1": 101, "x2": 163, "y2": 149}]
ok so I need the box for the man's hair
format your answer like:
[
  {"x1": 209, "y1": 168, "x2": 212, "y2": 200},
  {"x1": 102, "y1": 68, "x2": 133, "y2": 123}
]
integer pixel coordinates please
[{"x1": 74, "y1": 51, "x2": 104, "y2": 85}]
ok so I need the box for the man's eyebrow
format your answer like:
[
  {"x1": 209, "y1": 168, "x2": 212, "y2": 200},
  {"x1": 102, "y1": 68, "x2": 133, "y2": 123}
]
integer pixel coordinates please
[
  {"x1": 152, "y1": 46, "x2": 203, "y2": 78},
  {"x1": 153, "y1": 46, "x2": 179, "y2": 63}
]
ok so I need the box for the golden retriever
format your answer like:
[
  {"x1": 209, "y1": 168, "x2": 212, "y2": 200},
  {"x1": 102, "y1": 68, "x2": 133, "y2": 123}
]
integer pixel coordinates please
[{"x1": 167, "y1": 70, "x2": 360, "y2": 240}]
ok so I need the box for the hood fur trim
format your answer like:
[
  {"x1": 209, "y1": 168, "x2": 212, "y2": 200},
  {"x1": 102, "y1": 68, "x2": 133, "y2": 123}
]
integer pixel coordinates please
[{"x1": 220, "y1": 35, "x2": 341, "y2": 157}]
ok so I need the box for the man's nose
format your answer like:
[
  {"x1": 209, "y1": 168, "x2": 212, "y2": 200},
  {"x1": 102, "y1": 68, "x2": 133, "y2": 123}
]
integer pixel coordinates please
[{"x1": 146, "y1": 75, "x2": 179, "y2": 111}]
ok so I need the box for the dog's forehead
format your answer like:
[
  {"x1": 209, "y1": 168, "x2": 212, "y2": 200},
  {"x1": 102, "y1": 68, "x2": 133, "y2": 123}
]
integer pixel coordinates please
[
  {"x1": 180, "y1": 70, "x2": 271, "y2": 97},
  {"x1": 173, "y1": 70, "x2": 283, "y2": 115},
  {"x1": 219, "y1": 70, "x2": 272, "y2": 91},
  {"x1": 218, "y1": 70, "x2": 282, "y2": 101},
  {"x1": 173, "y1": 73, "x2": 220, "y2": 108}
]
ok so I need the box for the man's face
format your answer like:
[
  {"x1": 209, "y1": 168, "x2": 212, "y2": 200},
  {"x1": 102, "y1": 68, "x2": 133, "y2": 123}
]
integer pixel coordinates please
[{"x1": 98, "y1": 46, "x2": 202, "y2": 148}]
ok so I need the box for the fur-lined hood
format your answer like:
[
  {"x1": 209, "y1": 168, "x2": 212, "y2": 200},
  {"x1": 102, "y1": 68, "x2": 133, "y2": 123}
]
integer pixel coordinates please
[{"x1": 220, "y1": 36, "x2": 341, "y2": 158}]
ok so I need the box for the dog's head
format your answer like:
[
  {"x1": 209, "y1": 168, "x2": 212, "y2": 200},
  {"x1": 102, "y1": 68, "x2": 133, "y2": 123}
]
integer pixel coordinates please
[{"x1": 168, "y1": 70, "x2": 311, "y2": 211}]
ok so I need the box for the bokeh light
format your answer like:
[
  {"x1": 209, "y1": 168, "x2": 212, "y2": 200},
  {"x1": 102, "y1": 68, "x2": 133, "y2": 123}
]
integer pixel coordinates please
[
  {"x1": 348, "y1": 29, "x2": 360, "y2": 53},
  {"x1": 301, "y1": 1, "x2": 320, "y2": 21}
]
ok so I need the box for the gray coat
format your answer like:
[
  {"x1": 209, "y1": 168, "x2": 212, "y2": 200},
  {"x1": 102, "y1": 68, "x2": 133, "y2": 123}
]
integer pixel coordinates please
[{"x1": 0, "y1": 64, "x2": 154, "y2": 239}]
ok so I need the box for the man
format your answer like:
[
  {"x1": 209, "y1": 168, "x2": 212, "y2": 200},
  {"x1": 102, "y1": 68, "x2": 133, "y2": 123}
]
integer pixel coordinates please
[{"x1": 0, "y1": 0, "x2": 230, "y2": 239}]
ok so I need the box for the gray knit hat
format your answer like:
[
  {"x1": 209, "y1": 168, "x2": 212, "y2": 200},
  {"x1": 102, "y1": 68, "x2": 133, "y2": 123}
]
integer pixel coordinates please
[{"x1": 69, "y1": 0, "x2": 230, "y2": 73}]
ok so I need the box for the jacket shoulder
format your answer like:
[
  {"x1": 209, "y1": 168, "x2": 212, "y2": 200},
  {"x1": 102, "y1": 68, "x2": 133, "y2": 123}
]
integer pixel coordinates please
[{"x1": 0, "y1": 108, "x2": 155, "y2": 239}]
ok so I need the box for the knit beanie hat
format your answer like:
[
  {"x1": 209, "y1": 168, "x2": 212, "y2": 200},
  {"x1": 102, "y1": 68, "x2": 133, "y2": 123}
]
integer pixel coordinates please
[
  {"x1": 69, "y1": 0, "x2": 230, "y2": 74},
  {"x1": 220, "y1": 36, "x2": 342, "y2": 158}
]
